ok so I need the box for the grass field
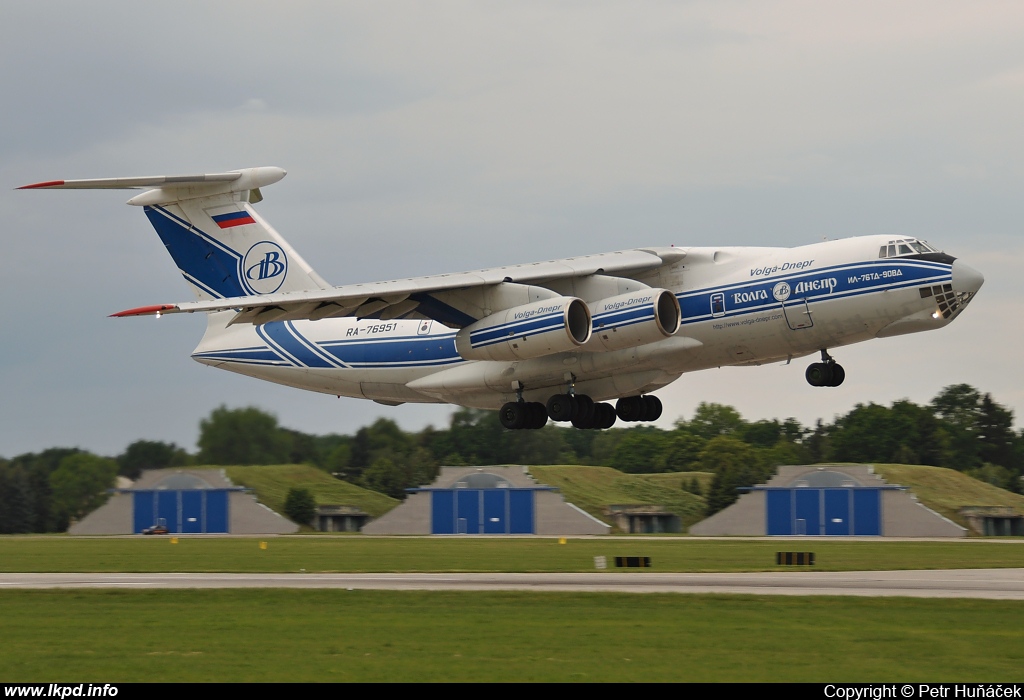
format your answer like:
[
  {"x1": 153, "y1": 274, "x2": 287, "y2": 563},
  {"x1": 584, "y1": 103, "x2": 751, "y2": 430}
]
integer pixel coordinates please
[
  {"x1": 1, "y1": 536, "x2": 1021, "y2": 573},
  {"x1": 222, "y1": 464, "x2": 398, "y2": 517},
  {"x1": 873, "y1": 463, "x2": 1024, "y2": 528},
  {"x1": 1, "y1": 589, "x2": 1022, "y2": 682},
  {"x1": 528, "y1": 465, "x2": 711, "y2": 529},
  {"x1": 208, "y1": 462, "x2": 1024, "y2": 534}
]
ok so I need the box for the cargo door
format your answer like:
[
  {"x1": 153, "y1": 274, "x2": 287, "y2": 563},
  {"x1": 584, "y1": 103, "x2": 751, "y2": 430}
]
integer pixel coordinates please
[
  {"x1": 766, "y1": 490, "x2": 793, "y2": 535},
  {"x1": 794, "y1": 489, "x2": 821, "y2": 536},
  {"x1": 205, "y1": 491, "x2": 229, "y2": 534},
  {"x1": 181, "y1": 491, "x2": 203, "y2": 533},
  {"x1": 431, "y1": 491, "x2": 455, "y2": 534},
  {"x1": 509, "y1": 490, "x2": 535, "y2": 534},
  {"x1": 483, "y1": 490, "x2": 507, "y2": 534},
  {"x1": 157, "y1": 491, "x2": 180, "y2": 533},
  {"x1": 133, "y1": 491, "x2": 156, "y2": 533},
  {"x1": 456, "y1": 489, "x2": 481, "y2": 534},
  {"x1": 853, "y1": 489, "x2": 881, "y2": 536},
  {"x1": 824, "y1": 489, "x2": 851, "y2": 535}
]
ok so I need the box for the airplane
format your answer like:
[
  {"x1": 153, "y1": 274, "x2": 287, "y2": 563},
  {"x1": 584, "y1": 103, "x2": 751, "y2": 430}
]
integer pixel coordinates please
[{"x1": 19, "y1": 166, "x2": 984, "y2": 430}]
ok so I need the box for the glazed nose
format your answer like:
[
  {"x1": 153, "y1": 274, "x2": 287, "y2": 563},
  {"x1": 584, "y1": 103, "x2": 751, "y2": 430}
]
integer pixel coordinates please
[{"x1": 951, "y1": 260, "x2": 984, "y2": 295}]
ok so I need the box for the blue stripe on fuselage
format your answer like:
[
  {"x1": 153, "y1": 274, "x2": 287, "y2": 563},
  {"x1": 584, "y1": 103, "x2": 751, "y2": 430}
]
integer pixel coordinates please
[
  {"x1": 320, "y1": 333, "x2": 461, "y2": 368},
  {"x1": 678, "y1": 259, "x2": 951, "y2": 324},
  {"x1": 259, "y1": 322, "x2": 341, "y2": 369},
  {"x1": 200, "y1": 257, "x2": 951, "y2": 371}
]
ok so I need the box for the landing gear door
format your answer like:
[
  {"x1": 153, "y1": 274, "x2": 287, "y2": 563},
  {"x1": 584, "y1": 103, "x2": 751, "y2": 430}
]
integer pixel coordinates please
[{"x1": 772, "y1": 281, "x2": 813, "y2": 330}]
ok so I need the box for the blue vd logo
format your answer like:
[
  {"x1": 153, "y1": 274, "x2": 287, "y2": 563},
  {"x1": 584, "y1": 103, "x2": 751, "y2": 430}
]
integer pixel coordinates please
[
  {"x1": 242, "y1": 241, "x2": 288, "y2": 294},
  {"x1": 246, "y1": 251, "x2": 285, "y2": 281}
]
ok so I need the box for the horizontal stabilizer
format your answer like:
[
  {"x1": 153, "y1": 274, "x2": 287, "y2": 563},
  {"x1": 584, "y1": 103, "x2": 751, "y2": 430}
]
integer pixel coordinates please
[
  {"x1": 109, "y1": 304, "x2": 178, "y2": 318},
  {"x1": 18, "y1": 167, "x2": 286, "y2": 208},
  {"x1": 18, "y1": 172, "x2": 243, "y2": 190}
]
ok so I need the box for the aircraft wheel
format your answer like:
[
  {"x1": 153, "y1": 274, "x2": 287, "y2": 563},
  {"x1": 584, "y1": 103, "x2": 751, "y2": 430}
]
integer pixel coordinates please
[
  {"x1": 616, "y1": 396, "x2": 644, "y2": 421},
  {"x1": 805, "y1": 363, "x2": 832, "y2": 387},
  {"x1": 642, "y1": 395, "x2": 663, "y2": 422},
  {"x1": 570, "y1": 396, "x2": 595, "y2": 429},
  {"x1": 528, "y1": 402, "x2": 549, "y2": 429},
  {"x1": 571, "y1": 413, "x2": 594, "y2": 429},
  {"x1": 499, "y1": 401, "x2": 527, "y2": 430},
  {"x1": 594, "y1": 403, "x2": 617, "y2": 429},
  {"x1": 828, "y1": 364, "x2": 846, "y2": 387},
  {"x1": 546, "y1": 394, "x2": 578, "y2": 422},
  {"x1": 575, "y1": 395, "x2": 595, "y2": 422}
]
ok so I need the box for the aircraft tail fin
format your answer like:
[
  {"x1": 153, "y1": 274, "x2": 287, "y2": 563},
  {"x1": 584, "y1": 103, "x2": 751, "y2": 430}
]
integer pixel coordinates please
[{"x1": 19, "y1": 167, "x2": 329, "y2": 300}]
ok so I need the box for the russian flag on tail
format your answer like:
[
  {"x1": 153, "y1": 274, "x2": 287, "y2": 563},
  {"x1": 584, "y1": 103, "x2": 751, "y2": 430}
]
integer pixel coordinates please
[{"x1": 212, "y1": 211, "x2": 256, "y2": 229}]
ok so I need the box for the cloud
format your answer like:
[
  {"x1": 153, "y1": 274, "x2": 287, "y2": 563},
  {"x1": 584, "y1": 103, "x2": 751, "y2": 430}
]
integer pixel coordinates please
[{"x1": 2, "y1": 1, "x2": 1024, "y2": 456}]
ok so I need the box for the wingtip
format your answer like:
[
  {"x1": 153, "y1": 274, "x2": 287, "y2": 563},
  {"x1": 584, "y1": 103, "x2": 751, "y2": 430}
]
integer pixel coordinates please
[
  {"x1": 17, "y1": 180, "x2": 65, "y2": 190},
  {"x1": 110, "y1": 304, "x2": 177, "y2": 318}
]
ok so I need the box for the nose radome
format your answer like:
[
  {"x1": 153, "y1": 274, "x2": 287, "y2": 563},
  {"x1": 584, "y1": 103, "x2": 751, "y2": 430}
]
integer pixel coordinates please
[{"x1": 952, "y1": 260, "x2": 984, "y2": 295}]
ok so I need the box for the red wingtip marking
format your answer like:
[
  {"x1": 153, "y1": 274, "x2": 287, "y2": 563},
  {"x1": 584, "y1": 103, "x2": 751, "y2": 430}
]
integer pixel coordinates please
[
  {"x1": 109, "y1": 304, "x2": 176, "y2": 318},
  {"x1": 17, "y1": 180, "x2": 65, "y2": 190}
]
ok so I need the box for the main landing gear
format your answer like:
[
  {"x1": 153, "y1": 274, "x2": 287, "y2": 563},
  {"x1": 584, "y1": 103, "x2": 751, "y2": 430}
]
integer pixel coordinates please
[
  {"x1": 805, "y1": 349, "x2": 845, "y2": 387},
  {"x1": 499, "y1": 390, "x2": 663, "y2": 431}
]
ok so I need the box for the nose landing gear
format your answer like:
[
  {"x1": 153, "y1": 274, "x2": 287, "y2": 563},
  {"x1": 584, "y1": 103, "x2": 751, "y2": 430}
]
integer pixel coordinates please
[{"x1": 806, "y1": 349, "x2": 845, "y2": 387}]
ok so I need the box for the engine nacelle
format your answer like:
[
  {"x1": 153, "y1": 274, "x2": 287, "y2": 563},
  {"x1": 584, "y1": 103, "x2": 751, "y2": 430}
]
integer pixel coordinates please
[
  {"x1": 456, "y1": 297, "x2": 592, "y2": 361},
  {"x1": 586, "y1": 289, "x2": 681, "y2": 352}
]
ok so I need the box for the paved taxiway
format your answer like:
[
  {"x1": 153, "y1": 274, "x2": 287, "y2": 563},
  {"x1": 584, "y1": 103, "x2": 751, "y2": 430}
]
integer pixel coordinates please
[{"x1": 1, "y1": 569, "x2": 1022, "y2": 599}]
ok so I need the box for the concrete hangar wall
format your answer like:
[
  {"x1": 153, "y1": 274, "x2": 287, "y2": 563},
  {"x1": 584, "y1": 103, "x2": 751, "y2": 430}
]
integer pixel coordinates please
[
  {"x1": 70, "y1": 469, "x2": 298, "y2": 535},
  {"x1": 690, "y1": 465, "x2": 966, "y2": 537},
  {"x1": 362, "y1": 467, "x2": 609, "y2": 535}
]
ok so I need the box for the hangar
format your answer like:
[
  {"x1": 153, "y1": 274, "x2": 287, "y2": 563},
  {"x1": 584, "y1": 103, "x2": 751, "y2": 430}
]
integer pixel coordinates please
[
  {"x1": 70, "y1": 469, "x2": 298, "y2": 535},
  {"x1": 689, "y1": 464, "x2": 966, "y2": 537},
  {"x1": 361, "y1": 466, "x2": 609, "y2": 535}
]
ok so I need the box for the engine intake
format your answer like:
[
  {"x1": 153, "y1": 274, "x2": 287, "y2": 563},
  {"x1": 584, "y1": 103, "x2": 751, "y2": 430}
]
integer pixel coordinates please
[
  {"x1": 586, "y1": 289, "x2": 681, "y2": 352},
  {"x1": 455, "y1": 297, "x2": 592, "y2": 361}
]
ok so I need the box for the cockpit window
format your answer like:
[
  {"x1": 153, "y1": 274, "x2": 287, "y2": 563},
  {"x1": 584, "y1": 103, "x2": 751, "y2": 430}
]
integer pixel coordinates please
[{"x1": 878, "y1": 238, "x2": 939, "y2": 258}]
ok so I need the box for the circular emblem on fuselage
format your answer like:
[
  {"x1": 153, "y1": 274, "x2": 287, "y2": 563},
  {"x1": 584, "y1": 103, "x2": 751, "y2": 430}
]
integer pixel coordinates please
[
  {"x1": 242, "y1": 241, "x2": 288, "y2": 294},
  {"x1": 772, "y1": 281, "x2": 792, "y2": 302}
]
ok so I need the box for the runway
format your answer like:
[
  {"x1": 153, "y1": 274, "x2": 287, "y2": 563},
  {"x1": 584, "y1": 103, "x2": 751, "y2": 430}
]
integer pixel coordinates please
[{"x1": 1, "y1": 569, "x2": 1023, "y2": 599}]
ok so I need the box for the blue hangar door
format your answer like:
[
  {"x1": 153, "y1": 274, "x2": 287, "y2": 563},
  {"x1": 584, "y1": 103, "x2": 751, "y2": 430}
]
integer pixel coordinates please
[
  {"x1": 132, "y1": 490, "x2": 230, "y2": 534},
  {"x1": 765, "y1": 488, "x2": 881, "y2": 536},
  {"x1": 431, "y1": 489, "x2": 535, "y2": 534}
]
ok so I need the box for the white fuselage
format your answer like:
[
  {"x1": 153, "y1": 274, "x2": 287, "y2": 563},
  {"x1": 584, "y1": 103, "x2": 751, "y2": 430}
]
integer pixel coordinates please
[{"x1": 191, "y1": 235, "x2": 979, "y2": 409}]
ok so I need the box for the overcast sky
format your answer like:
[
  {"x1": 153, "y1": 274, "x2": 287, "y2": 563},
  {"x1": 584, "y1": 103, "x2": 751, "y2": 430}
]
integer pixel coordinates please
[{"x1": 3, "y1": 1, "x2": 1024, "y2": 457}]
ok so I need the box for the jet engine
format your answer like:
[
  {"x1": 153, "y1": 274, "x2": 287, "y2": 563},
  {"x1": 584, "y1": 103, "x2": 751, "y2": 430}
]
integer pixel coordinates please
[
  {"x1": 455, "y1": 297, "x2": 592, "y2": 361},
  {"x1": 586, "y1": 289, "x2": 681, "y2": 352}
]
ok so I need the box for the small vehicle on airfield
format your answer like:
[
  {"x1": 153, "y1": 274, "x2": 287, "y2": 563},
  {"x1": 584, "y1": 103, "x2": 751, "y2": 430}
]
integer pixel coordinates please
[{"x1": 141, "y1": 520, "x2": 169, "y2": 535}]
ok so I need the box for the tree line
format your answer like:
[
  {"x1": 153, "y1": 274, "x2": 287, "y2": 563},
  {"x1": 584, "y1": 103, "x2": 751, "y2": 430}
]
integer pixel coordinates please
[{"x1": 1, "y1": 384, "x2": 1021, "y2": 532}]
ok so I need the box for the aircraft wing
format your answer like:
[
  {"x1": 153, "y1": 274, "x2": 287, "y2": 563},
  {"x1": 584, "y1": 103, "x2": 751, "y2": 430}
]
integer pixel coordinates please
[{"x1": 114, "y1": 247, "x2": 686, "y2": 328}]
